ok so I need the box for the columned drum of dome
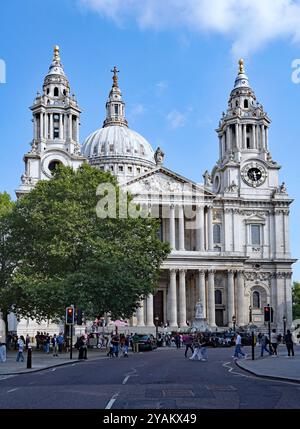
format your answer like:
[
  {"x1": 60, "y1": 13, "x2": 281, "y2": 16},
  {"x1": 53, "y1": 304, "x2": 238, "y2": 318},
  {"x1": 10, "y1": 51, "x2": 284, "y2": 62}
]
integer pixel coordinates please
[{"x1": 81, "y1": 68, "x2": 156, "y2": 183}]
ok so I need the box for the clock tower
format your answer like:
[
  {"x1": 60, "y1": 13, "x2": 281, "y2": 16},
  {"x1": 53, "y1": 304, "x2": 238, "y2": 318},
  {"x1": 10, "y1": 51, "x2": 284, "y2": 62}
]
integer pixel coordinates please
[
  {"x1": 16, "y1": 46, "x2": 85, "y2": 197},
  {"x1": 211, "y1": 59, "x2": 281, "y2": 199}
]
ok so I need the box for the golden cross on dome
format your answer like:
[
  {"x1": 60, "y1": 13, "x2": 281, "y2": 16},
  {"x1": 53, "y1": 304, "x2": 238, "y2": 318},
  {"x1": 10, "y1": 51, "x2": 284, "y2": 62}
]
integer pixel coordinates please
[
  {"x1": 238, "y1": 58, "x2": 245, "y2": 74},
  {"x1": 111, "y1": 66, "x2": 120, "y2": 87},
  {"x1": 53, "y1": 45, "x2": 60, "y2": 62}
]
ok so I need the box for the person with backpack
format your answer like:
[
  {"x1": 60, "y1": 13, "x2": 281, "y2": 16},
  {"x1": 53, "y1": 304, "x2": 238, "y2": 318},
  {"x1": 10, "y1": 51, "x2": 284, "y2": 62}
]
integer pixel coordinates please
[
  {"x1": 261, "y1": 333, "x2": 272, "y2": 357},
  {"x1": 284, "y1": 330, "x2": 295, "y2": 357}
]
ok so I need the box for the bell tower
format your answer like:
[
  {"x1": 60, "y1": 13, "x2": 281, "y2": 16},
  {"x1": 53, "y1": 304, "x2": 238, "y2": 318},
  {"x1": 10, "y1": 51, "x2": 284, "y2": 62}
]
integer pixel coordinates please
[
  {"x1": 16, "y1": 46, "x2": 85, "y2": 197},
  {"x1": 211, "y1": 59, "x2": 281, "y2": 199}
]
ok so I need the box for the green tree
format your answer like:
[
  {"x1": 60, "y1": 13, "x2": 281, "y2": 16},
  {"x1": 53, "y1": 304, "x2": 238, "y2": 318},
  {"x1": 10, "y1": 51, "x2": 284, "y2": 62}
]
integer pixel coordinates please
[
  {"x1": 0, "y1": 192, "x2": 23, "y2": 333},
  {"x1": 11, "y1": 164, "x2": 170, "y2": 322},
  {"x1": 292, "y1": 281, "x2": 300, "y2": 319}
]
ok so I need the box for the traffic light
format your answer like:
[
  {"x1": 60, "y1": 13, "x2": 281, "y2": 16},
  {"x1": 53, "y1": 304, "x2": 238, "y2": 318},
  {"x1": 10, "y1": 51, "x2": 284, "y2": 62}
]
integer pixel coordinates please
[
  {"x1": 66, "y1": 306, "x2": 74, "y2": 324},
  {"x1": 264, "y1": 306, "x2": 274, "y2": 323},
  {"x1": 76, "y1": 308, "x2": 83, "y2": 326}
]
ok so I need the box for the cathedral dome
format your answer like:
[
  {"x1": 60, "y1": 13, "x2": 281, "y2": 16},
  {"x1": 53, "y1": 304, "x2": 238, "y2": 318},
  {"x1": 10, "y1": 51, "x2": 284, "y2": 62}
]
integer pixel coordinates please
[
  {"x1": 81, "y1": 67, "x2": 156, "y2": 182},
  {"x1": 82, "y1": 125, "x2": 155, "y2": 165}
]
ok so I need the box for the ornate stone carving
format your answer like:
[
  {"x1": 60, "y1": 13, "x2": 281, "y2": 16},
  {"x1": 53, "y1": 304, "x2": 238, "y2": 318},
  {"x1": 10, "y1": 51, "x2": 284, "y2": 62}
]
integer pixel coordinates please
[
  {"x1": 244, "y1": 271, "x2": 271, "y2": 282},
  {"x1": 154, "y1": 147, "x2": 164, "y2": 165},
  {"x1": 203, "y1": 170, "x2": 212, "y2": 186},
  {"x1": 225, "y1": 180, "x2": 238, "y2": 193}
]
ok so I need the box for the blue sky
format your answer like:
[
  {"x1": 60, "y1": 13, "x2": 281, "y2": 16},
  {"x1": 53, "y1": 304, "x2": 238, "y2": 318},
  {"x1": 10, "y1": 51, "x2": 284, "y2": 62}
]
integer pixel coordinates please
[{"x1": 0, "y1": 0, "x2": 300, "y2": 279}]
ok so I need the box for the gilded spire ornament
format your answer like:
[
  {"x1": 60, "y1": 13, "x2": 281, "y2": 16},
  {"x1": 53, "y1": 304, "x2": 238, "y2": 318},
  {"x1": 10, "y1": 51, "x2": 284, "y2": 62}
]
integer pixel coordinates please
[
  {"x1": 53, "y1": 45, "x2": 60, "y2": 62},
  {"x1": 111, "y1": 66, "x2": 120, "y2": 87},
  {"x1": 238, "y1": 58, "x2": 244, "y2": 74}
]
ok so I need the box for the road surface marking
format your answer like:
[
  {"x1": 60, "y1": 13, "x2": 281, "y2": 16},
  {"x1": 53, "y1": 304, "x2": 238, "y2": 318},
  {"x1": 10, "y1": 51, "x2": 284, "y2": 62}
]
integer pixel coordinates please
[
  {"x1": 105, "y1": 392, "x2": 119, "y2": 409},
  {"x1": 7, "y1": 388, "x2": 19, "y2": 393},
  {"x1": 122, "y1": 375, "x2": 130, "y2": 385}
]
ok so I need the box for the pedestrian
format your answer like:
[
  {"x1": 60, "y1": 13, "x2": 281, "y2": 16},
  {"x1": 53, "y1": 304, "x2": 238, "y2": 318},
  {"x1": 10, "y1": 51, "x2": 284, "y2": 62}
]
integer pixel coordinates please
[
  {"x1": 107, "y1": 336, "x2": 114, "y2": 357},
  {"x1": 132, "y1": 333, "x2": 140, "y2": 353},
  {"x1": 260, "y1": 333, "x2": 271, "y2": 357},
  {"x1": 174, "y1": 333, "x2": 181, "y2": 349},
  {"x1": 233, "y1": 332, "x2": 246, "y2": 359},
  {"x1": 57, "y1": 333, "x2": 64, "y2": 353},
  {"x1": 25, "y1": 334, "x2": 30, "y2": 350},
  {"x1": 284, "y1": 330, "x2": 295, "y2": 357},
  {"x1": 189, "y1": 336, "x2": 202, "y2": 361},
  {"x1": 16, "y1": 335, "x2": 25, "y2": 362},
  {"x1": 52, "y1": 334, "x2": 58, "y2": 357},
  {"x1": 0, "y1": 342, "x2": 6, "y2": 362},
  {"x1": 184, "y1": 334, "x2": 194, "y2": 358},
  {"x1": 200, "y1": 334, "x2": 208, "y2": 361},
  {"x1": 35, "y1": 331, "x2": 40, "y2": 350},
  {"x1": 270, "y1": 329, "x2": 278, "y2": 356}
]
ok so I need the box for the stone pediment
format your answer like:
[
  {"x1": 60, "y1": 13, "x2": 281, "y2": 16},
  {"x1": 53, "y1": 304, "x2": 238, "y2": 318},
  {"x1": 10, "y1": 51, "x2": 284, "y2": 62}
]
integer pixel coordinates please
[
  {"x1": 244, "y1": 213, "x2": 266, "y2": 224},
  {"x1": 123, "y1": 166, "x2": 214, "y2": 197}
]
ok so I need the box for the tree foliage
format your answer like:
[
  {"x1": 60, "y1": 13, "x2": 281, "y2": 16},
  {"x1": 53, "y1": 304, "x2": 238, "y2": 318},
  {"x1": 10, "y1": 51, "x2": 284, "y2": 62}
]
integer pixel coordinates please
[
  {"x1": 293, "y1": 281, "x2": 300, "y2": 319},
  {"x1": 10, "y1": 164, "x2": 170, "y2": 321}
]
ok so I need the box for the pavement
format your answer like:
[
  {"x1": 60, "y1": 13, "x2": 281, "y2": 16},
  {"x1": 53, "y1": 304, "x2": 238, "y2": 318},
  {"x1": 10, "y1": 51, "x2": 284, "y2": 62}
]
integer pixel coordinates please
[
  {"x1": 0, "y1": 347, "x2": 107, "y2": 375},
  {"x1": 235, "y1": 344, "x2": 300, "y2": 383}
]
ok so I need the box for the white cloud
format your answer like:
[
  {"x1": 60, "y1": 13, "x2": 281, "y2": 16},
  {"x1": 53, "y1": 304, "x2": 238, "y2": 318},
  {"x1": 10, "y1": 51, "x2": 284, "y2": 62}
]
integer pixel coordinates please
[
  {"x1": 155, "y1": 80, "x2": 168, "y2": 95},
  {"x1": 166, "y1": 110, "x2": 186, "y2": 129},
  {"x1": 129, "y1": 103, "x2": 145, "y2": 116},
  {"x1": 79, "y1": 0, "x2": 300, "y2": 56}
]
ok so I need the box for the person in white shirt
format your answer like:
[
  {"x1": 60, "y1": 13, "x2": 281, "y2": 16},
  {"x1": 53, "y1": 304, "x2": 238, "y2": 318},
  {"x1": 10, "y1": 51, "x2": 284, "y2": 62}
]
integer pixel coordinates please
[
  {"x1": 270, "y1": 329, "x2": 279, "y2": 356},
  {"x1": 233, "y1": 332, "x2": 246, "y2": 359}
]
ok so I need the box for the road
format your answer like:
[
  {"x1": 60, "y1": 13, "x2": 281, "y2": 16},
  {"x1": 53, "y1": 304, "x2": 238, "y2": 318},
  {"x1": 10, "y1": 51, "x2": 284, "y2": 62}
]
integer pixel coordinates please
[{"x1": 0, "y1": 347, "x2": 300, "y2": 409}]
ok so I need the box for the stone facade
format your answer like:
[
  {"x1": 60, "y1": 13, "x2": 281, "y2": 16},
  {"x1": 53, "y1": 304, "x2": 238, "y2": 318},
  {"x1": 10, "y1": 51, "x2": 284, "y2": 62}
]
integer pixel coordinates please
[{"x1": 14, "y1": 51, "x2": 295, "y2": 335}]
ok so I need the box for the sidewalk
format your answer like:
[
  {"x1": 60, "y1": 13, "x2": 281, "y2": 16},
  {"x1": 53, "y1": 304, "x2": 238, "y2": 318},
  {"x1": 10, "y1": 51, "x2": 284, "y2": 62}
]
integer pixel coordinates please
[
  {"x1": 0, "y1": 348, "x2": 107, "y2": 375},
  {"x1": 236, "y1": 344, "x2": 300, "y2": 383}
]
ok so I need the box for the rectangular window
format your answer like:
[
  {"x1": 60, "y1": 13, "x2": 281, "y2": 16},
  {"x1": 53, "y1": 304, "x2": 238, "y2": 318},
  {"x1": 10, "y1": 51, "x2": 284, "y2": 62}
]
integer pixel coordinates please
[
  {"x1": 118, "y1": 165, "x2": 123, "y2": 172},
  {"x1": 114, "y1": 105, "x2": 119, "y2": 115},
  {"x1": 54, "y1": 128, "x2": 59, "y2": 139},
  {"x1": 251, "y1": 225, "x2": 261, "y2": 245}
]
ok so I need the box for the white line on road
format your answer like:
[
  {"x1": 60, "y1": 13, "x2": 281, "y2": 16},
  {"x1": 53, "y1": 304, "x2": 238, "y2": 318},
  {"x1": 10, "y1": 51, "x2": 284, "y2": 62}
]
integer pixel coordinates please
[
  {"x1": 105, "y1": 392, "x2": 119, "y2": 410},
  {"x1": 7, "y1": 388, "x2": 19, "y2": 393},
  {"x1": 122, "y1": 375, "x2": 130, "y2": 385}
]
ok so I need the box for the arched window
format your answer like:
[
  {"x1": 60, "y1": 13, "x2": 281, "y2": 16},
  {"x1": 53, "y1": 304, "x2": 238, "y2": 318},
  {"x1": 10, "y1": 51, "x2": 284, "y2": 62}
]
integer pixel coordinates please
[
  {"x1": 244, "y1": 99, "x2": 249, "y2": 108},
  {"x1": 213, "y1": 224, "x2": 221, "y2": 244},
  {"x1": 253, "y1": 291, "x2": 260, "y2": 308},
  {"x1": 54, "y1": 87, "x2": 59, "y2": 97},
  {"x1": 215, "y1": 290, "x2": 222, "y2": 305}
]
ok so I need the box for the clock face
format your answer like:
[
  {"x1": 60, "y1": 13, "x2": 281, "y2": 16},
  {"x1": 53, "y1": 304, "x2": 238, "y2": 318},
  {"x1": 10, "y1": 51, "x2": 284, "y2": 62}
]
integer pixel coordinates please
[{"x1": 241, "y1": 162, "x2": 267, "y2": 187}]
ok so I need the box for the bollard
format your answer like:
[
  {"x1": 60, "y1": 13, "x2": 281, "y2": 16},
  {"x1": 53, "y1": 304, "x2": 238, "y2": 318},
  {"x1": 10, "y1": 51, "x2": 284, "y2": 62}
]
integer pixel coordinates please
[
  {"x1": 27, "y1": 346, "x2": 32, "y2": 369},
  {"x1": 251, "y1": 331, "x2": 255, "y2": 360}
]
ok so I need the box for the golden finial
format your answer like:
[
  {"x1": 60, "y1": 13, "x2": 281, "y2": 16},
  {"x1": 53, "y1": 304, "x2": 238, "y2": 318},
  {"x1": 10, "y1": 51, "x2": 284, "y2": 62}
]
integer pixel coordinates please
[
  {"x1": 53, "y1": 45, "x2": 60, "y2": 62},
  {"x1": 238, "y1": 58, "x2": 244, "y2": 74},
  {"x1": 111, "y1": 66, "x2": 120, "y2": 87}
]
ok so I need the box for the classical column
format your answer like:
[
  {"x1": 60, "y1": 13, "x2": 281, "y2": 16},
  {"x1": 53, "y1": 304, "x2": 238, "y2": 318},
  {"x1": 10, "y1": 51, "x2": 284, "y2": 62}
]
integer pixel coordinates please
[
  {"x1": 252, "y1": 124, "x2": 256, "y2": 148},
  {"x1": 270, "y1": 274, "x2": 277, "y2": 324},
  {"x1": 285, "y1": 273, "x2": 293, "y2": 328},
  {"x1": 50, "y1": 114, "x2": 53, "y2": 140},
  {"x1": 69, "y1": 114, "x2": 72, "y2": 140},
  {"x1": 265, "y1": 127, "x2": 269, "y2": 149},
  {"x1": 178, "y1": 205, "x2": 185, "y2": 251},
  {"x1": 207, "y1": 270, "x2": 216, "y2": 327},
  {"x1": 242, "y1": 124, "x2": 246, "y2": 149},
  {"x1": 169, "y1": 269, "x2": 178, "y2": 327},
  {"x1": 261, "y1": 125, "x2": 265, "y2": 150},
  {"x1": 236, "y1": 271, "x2": 245, "y2": 327},
  {"x1": 283, "y1": 210, "x2": 290, "y2": 256},
  {"x1": 227, "y1": 270, "x2": 235, "y2": 326},
  {"x1": 255, "y1": 123, "x2": 259, "y2": 149},
  {"x1": 39, "y1": 112, "x2": 43, "y2": 140},
  {"x1": 179, "y1": 269, "x2": 187, "y2": 327},
  {"x1": 226, "y1": 126, "x2": 231, "y2": 151},
  {"x1": 198, "y1": 270, "x2": 206, "y2": 318},
  {"x1": 196, "y1": 205, "x2": 205, "y2": 251},
  {"x1": 207, "y1": 206, "x2": 213, "y2": 251},
  {"x1": 146, "y1": 294, "x2": 154, "y2": 326},
  {"x1": 76, "y1": 117, "x2": 80, "y2": 143},
  {"x1": 45, "y1": 113, "x2": 48, "y2": 140},
  {"x1": 59, "y1": 114, "x2": 63, "y2": 139},
  {"x1": 235, "y1": 123, "x2": 239, "y2": 148},
  {"x1": 224, "y1": 208, "x2": 232, "y2": 252},
  {"x1": 64, "y1": 114, "x2": 67, "y2": 139},
  {"x1": 169, "y1": 204, "x2": 176, "y2": 250},
  {"x1": 136, "y1": 300, "x2": 145, "y2": 326},
  {"x1": 275, "y1": 210, "x2": 283, "y2": 258}
]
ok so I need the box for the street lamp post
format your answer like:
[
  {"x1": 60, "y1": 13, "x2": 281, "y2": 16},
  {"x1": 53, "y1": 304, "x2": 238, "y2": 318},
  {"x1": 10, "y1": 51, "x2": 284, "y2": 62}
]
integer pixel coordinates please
[
  {"x1": 283, "y1": 315, "x2": 287, "y2": 341},
  {"x1": 155, "y1": 316, "x2": 159, "y2": 342},
  {"x1": 232, "y1": 315, "x2": 236, "y2": 333}
]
